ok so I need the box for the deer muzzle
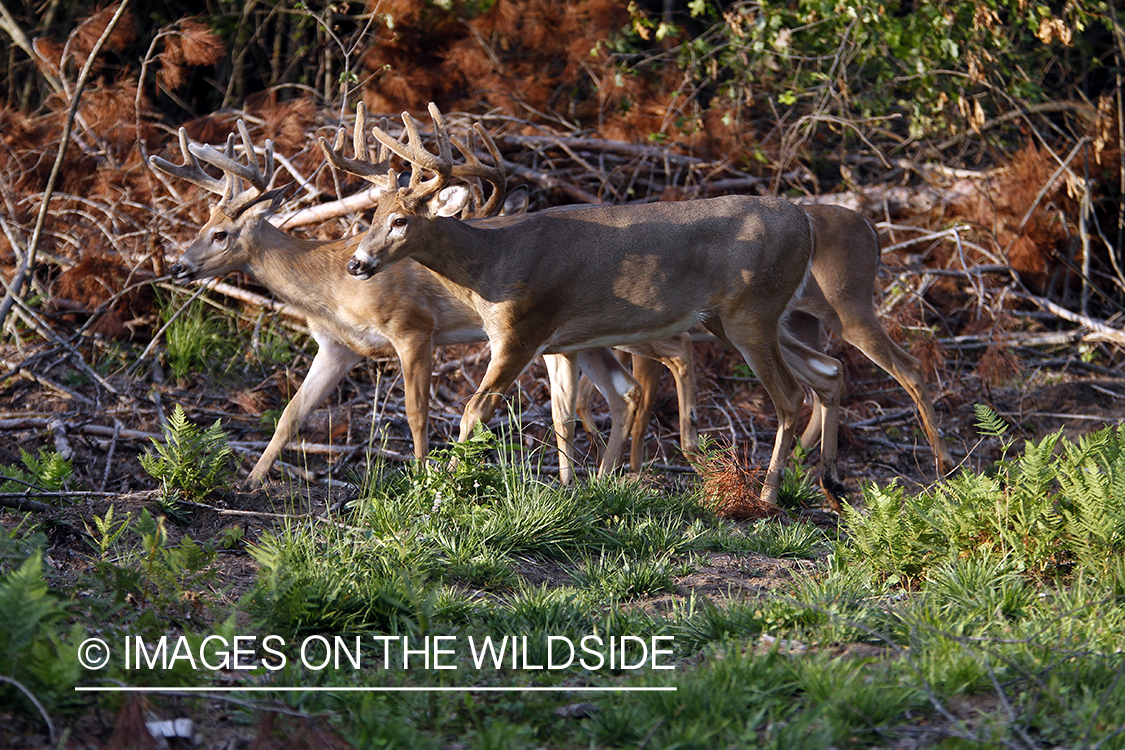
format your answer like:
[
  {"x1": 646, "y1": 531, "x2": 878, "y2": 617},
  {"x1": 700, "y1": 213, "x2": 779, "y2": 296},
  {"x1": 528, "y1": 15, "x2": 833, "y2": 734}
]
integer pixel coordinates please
[
  {"x1": 169, "y1": 260, "x2": 196, "y2": 283},
  {"x1": 347, "y1": 255, "x2": 377, "y2": 280}
]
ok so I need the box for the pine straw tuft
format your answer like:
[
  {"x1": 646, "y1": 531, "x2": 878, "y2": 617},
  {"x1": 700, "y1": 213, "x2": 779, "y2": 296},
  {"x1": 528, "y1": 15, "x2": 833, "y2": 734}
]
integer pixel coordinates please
[
  {"x1": 104, "y1": 694, "x2": 159, "y2": 750},
  {"x1": 695, "y1": 443, "x2": 784, "y2": 521}
]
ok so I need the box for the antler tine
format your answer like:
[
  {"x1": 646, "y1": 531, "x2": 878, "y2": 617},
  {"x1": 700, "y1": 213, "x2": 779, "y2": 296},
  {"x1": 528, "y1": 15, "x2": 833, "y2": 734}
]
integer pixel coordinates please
[
  {"x1": 174, "y1": 120, "x2": 276, "y2": 215},
  {"x1": 318, "y1": 102, "x2": 394, "y2": 188},
  {"x1": 236, "y1": 118, "x2": 274, "y2": 191},
  {"x1": 148, "y1": 127, "x2": 228, "y2": 196},
  {"x1": 188, "y1": 123, "x2": 273, "y2": 191},
  {"x1": 368, "y1": 102, "x2": 453, "y2": 199},
  {"x1": 450, "y1": 122, "x2": 506, "y2": 218}
]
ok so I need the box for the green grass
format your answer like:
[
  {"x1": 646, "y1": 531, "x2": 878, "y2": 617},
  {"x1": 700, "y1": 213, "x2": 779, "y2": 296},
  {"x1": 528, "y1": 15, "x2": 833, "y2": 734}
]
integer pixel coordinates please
[
  {"x1": 159, "y1": 289, "x2": 302, "y2": 382},
  {"x1": 4, "y1": 411, "x2": 1125, "y2": 748}
]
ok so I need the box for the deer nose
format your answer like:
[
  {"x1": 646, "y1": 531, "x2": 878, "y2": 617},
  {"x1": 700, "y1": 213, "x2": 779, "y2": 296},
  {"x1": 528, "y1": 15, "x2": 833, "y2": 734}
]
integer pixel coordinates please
[
  {"x1": 169, "y1": 261, "x2": 189, "y2": 280},
  {"x1": 347, "y1": 257, "x2": 371, "y2": 277}
]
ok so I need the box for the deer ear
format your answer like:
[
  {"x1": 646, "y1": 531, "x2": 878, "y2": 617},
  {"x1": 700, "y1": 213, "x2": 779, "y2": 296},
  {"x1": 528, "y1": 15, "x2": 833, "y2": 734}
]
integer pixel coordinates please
[
  {"x1": 237, "y1": 185, "x2": 288, "y2": 222},
  {"x1": 433, "y1": 185, "x2": 471, "y2": 217},
  {"x1": 501, "y1": 185, "x2": 528, "y2": 216}
]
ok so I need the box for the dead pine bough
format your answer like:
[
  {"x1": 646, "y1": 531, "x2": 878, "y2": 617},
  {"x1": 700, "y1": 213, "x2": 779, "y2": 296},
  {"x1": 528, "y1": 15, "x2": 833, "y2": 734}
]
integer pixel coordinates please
[{"x1": 692, "y1": 443, "x2": 785, "y2": 522}]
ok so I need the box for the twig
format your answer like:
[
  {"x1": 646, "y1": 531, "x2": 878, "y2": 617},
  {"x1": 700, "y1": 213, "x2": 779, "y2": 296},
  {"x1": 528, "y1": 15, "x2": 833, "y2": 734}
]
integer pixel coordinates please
[
  {"x1": 100, "y1": 420, "x2": 122, "y2": 491},
  {"x1": 0, "y1": 495, "x2": 57, "y2": 513},
  {"x1": 504, "y1": 161, "x2": 603, "y2": 205},
  {"x1": 1010, "y1": 291, "x2": 1125, "y2": 348},
  {"x1": 1, "y1": 361, "x2": 96, "y2": 406},
  {"x1": 48, "y1": 417, "x2": 73, "y2": 460}
]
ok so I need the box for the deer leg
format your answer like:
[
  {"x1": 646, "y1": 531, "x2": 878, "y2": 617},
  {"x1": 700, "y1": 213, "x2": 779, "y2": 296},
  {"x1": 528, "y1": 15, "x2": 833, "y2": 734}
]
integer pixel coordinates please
[
  {"x1": 249, "y1": 334, "x2": 363, "y2": 487},
  {"x1": 781, "y1": 308, "x2": 826, "y2": 451},
  {"x1": 721, "y1": 314, "x2": 805, "y2": 508},
  {"x1": 544, "y1": 353, "x2": 581, "y2": 484},
  {"x1": 458, "y1": 338, "x2": 539, "y2": 462},
  {"x1": 575, "y1": 376, "x2": 600, "y2": 462},
  {"x1": 836, "y1": 312, "x2": 955, "y2": 476},
  {"x1": 575, "y1": 348, "x2": 639, "y2": 476},
  {"x1": 779, "y1": 329, "x2": 846, "y2": 512},
  {"x1": 627, "y1": 354, "x2": 663, "y2": 471},
  {"x1": 617, "y1": 333, "x2": 698, "y2": 470},
  {"x1": 659, "y1": 334, "x2": 699, "y2": 462},
  {"x1": 394, "y1": 332, "x2": 436, "y2": 461}
]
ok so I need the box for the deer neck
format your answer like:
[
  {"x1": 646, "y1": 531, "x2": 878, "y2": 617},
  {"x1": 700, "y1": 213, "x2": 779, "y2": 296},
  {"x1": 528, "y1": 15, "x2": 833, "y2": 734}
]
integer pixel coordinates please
[
  {"x1": 407, "y1": 217, "x2": 504, "y2": 303},
  {"x1": 243, "y1": 221, "x2": 355, "y2": 319}
]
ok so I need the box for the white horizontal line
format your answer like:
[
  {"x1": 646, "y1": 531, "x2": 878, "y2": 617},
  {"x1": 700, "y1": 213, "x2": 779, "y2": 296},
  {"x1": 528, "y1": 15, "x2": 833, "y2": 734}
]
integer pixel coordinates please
[{"x1": 76, "y1": 686, "x2": 676, "y2": 693}]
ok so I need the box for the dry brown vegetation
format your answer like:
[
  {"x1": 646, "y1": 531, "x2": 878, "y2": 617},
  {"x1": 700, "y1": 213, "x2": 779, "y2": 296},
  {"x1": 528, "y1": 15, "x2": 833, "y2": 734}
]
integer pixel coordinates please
[{"x1": 0, "y1": 1, "x2": 1122, "y2": 498}]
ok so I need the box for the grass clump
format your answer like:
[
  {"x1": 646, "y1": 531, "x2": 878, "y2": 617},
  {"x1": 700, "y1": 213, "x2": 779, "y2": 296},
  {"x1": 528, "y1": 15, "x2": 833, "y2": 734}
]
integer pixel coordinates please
[{"x1": 569, "y1": 551, "x2": 676, "y2": 602}]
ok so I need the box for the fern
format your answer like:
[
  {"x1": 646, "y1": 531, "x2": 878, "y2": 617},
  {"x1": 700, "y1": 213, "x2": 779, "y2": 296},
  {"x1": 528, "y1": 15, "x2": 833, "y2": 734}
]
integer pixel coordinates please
[
  {"x1": 19, "y1": 449, "x2": 74, "y2": 491},
  {"x1": 130, "y1": 509, "x2": 217, "y2": 616},
  {"x1": 0, "y1": 551, "x2": 86, "y2": 714},
  {"x1": 140, "y1": 405, "x2": 233, "y2": 501},
  {"x1": 0, "y1": 552, "x2": 63, "y2": 673},
  {"x1": 1056, "y1": 426, "x2": 1125, "y2": 573},
  {"x1": 973, "y1": 403, "x2": 1009, "y2": 440},
  {"x1": 842, "y1": 482, "x2": 932, "y2": 585},
  {"x1": 83, "y1": 505, "x2": 132, "y2": 561},
  {"x1": 998, "y1": 432, "x2": 1066, "y2": 573}
]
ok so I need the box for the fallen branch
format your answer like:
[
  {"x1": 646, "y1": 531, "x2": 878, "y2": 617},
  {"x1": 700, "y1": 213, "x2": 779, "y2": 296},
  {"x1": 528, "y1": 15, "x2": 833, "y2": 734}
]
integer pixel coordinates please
[
  {"x1": 0, "y1": 495, "x2": 61, "y2": 513},
  {"x1": 276, "y1": 184, "x2": 385, "y2": 228},
  {"x1": 499, "y1": 133, "x2": 710, "y2": 168},
  {"x1": 208, "y1": 280, "x2": 305, "y2": 322},
  {"x1": 1012, "y1": 291, "x2": 1125, "y2": 348},
  {"x1": 229, "y1": 439, "x2": 412, "y2": 463},
  {"x1": 505, "y1": 161, "x2": 602, "y2": 204},
  {"x1": 937, "y1": 330, "x2": 1086, "y2": 350}
]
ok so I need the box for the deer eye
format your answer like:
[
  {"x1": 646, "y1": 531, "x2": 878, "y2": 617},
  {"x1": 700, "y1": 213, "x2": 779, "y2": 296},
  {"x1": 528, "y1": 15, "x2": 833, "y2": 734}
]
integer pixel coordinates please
[
  {"x1": 213, "y1": 230, "x2": 228, "y2": 243},
  {"x1": 391, "y1": 217, "x2": 408, "y2": 228}
]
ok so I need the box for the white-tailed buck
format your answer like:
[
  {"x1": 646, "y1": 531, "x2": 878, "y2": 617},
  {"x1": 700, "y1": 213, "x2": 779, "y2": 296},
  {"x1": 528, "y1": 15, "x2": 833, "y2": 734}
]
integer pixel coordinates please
[
  {"x1": 610, "y1": 205, "x2": 955, "y2": 497},
  {"x1": 343, "y1": 103, "x2": 844, "y2": 507},
  {"x1": 148, "y1": 114, "x2": 686, "y2": 485}
]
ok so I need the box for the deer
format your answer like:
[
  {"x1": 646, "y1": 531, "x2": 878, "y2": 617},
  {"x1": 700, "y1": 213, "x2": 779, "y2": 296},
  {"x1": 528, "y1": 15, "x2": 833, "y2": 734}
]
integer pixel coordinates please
[
  {"x1": 592, "y1": 204, "x2": 955, "y2": 490},
  {"x1": 147, "y1": 113, "x2": 689, "y2": 486},
  {"x1": 787, "y1": 204, "x2": 954, "y2": 476},
  {"x1": 576, "y1": 333, "x2": 696, "y2": 472},
  {"x1": 339, "y1": 103, "x2": 845, "y2": 508}
]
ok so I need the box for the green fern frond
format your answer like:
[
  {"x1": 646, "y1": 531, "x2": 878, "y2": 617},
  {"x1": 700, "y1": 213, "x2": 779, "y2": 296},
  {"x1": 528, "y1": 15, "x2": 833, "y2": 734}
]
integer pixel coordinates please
[
  {"x1": 141, "y1": 405, "x2": 233, "y2": 501},
  {"x1": 19, "y1": 449, "x2": 74, "y2": 491},
  {"x1": 973, "y1": 403, "x2": 1009, "y2": 439}
]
